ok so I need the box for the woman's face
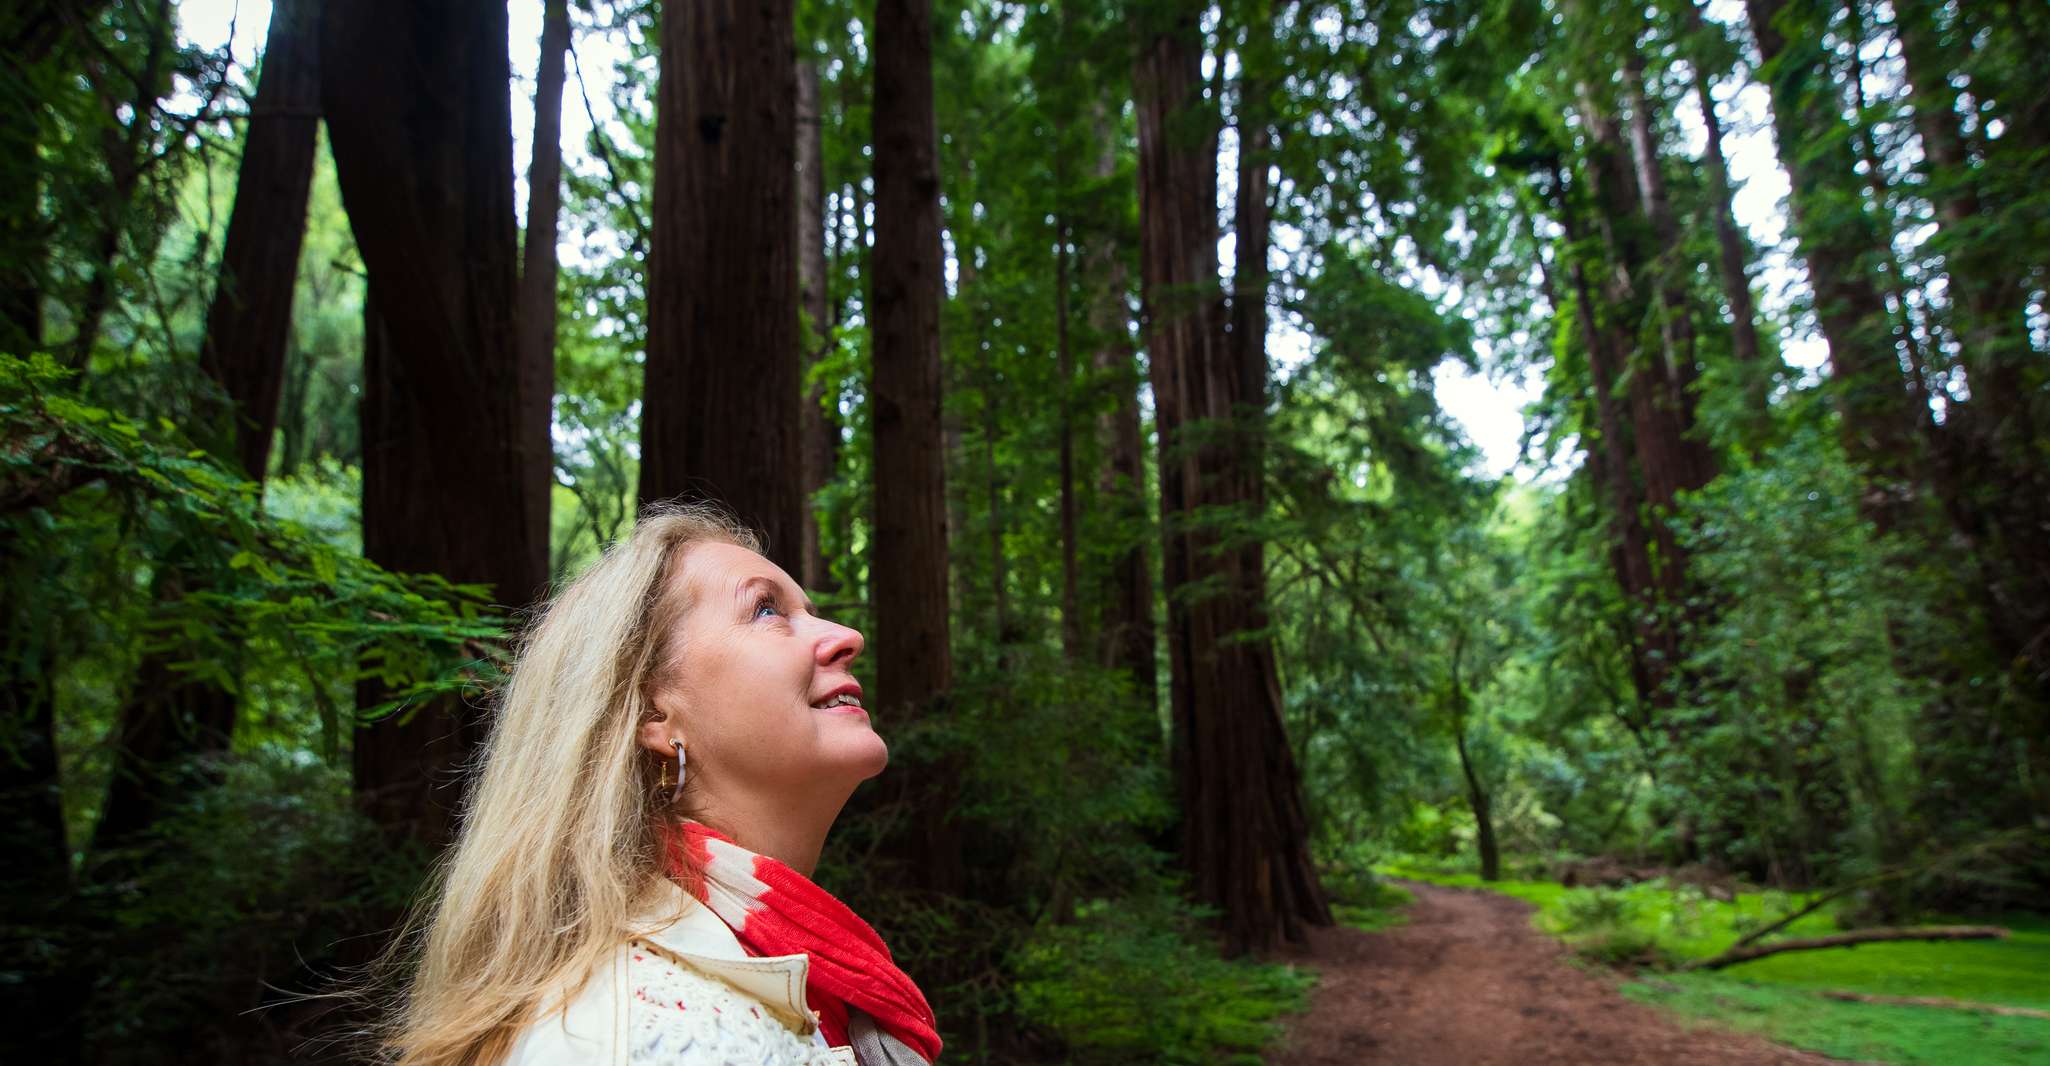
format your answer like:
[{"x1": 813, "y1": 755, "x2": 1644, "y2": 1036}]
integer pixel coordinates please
[{"x1": 646, "y1": 540, "x2": 887, "y2": 802}]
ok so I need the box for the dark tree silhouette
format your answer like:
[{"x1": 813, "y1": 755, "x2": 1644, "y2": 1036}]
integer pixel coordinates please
[
  {"x1": 640, "y1": 0, "x2": 804, "y2": 575},
  {"x1": 323, "y1": 0, "x2": 548, "y2": 847},
  {"x1": 1134, "y1": 2, "x2": 1328, "y2": 953}
]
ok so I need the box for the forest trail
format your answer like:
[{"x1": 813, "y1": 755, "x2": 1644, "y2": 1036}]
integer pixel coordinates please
[{"x1": 1271, "y1": 881, "x2": 1844, "y2": 1065}]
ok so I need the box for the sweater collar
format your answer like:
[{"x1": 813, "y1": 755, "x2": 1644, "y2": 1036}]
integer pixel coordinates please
[{"x1": 630, "y1": 879, "x2": 819, "y2": 1034}]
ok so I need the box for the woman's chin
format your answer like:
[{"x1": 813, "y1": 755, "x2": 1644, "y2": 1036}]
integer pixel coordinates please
[
  {"x1": 805, "y1": 704, "x2": 889, "y2": 779},
  {"x1": 839, "y1": 730, "x2": 889, "y2": 780}
]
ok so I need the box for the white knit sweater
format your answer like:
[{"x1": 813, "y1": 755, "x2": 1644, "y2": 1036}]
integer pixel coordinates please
[{"x1": 504, "y1": 886, "x2": 857, "y2": 1066}]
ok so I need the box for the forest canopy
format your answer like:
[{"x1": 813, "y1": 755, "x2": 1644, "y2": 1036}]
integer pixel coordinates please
[{"x1": 1, "y1": 0, "x2": 2045, "y2": 1061}]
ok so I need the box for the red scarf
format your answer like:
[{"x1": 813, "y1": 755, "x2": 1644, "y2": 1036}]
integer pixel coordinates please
[{"x1": 666, "y1": 822, "x2": 941, "y2": 1062}]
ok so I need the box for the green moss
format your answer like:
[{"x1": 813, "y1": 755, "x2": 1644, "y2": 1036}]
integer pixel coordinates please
[
  {"x1": 1624, "y1": 974, "x2": 2050, "y2": 1066},
  {"x1": 1712, "y1": 915, "x2": 2050, "y2": 1011}
]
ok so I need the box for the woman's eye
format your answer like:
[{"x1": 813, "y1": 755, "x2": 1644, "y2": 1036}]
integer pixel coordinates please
[{"x1": 754, "y1": 596, "x2": 782, "y2": 620}]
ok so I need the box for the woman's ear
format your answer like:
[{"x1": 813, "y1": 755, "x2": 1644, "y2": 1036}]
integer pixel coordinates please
[{"x1": 638, "y1": 706, "x2": 682, "y2": 758}]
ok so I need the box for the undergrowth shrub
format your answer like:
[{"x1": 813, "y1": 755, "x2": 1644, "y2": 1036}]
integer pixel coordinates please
[
  {"x1": 1012, "y1": 895, "x2": 1316, "y2": 1064},
  {"x1": 1549, "y1": 887, "x2": 1669, "y2": 966},
  {"x1": 1318, "y1": 858, "x2": 1415, "y2": 931},
  {"x1": 81, "y1": 750, "x2": 426, "y2": 1064}
]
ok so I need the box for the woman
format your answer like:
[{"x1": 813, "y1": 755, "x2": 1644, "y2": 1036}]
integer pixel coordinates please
[{"x1": 378, "y1": 504, "x2": 940, "y2": 1065}]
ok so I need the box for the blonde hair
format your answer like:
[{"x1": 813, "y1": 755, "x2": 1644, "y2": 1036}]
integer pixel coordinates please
[{"x1": 380, "y1": 502, "x2": 761, "y2": 1066}]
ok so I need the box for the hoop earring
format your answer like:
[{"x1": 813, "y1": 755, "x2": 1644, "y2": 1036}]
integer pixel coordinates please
[{"x1": 671, "y1": 740, "x2": 687, "y2": 805}]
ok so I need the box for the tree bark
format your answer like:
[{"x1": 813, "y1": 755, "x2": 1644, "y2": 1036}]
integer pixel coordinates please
[
  {"x1": 1135, "y1": 6, "x2": 1329, "y2": 953},
  {"x1": 1688, "y1": 925, "x2": 2009, "y2": 971},
  {"x1": 870, "y1": 0, "x2": 958, "y2": 891},
  {"x1": 1230, "y1": 112, "x2": 1272, "y2": 481},
  {"x1": 324, "y1": 0, "x2": 546, "y2": 848},
  {"x1": 640, "y1": 0, "x2": 803, "y2": 574},
  {"x1": 1618, "y1": 50, "x2": 1717, "y2": 496},
  {"x1": 1085, "y1": 104, "x2": 1156, "y2": 707},
  {"x1": 870, "y1": 0, "x2": 952, "y2": 717},
  {"x1": 1544, "y1": 151, "x2": 1679, "y2": 712},
  {"x1": 1452, "y1": 714, "x2": 1498, "y2": 882},
  {"x1": 1055, "y1": 213, "x2": 1082, "y2": 660},
  {"x1": 519, "y1": 0, "x2": 571, "y2": 560},
  {"x1": 197, "y1": 0, "x2": 320, "y2": 477},
  {"x1": 797, "y1": 60, "x2": 839, "y2": 594}
]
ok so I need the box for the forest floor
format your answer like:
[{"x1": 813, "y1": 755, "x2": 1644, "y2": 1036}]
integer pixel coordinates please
[{"x1": 1271, "y1": 880, "x2": 1846, "y2": 1065}]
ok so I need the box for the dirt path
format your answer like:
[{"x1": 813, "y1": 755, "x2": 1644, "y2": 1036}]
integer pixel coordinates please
[{"x1": 1271, "y1": 881, "x2": 1843, "y2": 1065}]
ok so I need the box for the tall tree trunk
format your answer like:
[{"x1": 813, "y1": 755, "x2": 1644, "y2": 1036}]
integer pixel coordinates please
[
  {"x1": 1757, "y1": 0, "x2": 2046, "y2": 824},
  {"x1": 0, "y1": 536, "x2": 81, "y2": 1060},
  {"x1": 1694, "y1": 68, "x2": 1776, "y2": 438},
  {"x1": 197, "y1": 0, "x2": 321, "y2": 476},
  {"x1": 1744, "y1": 0, "x2": 1932, "y2": 532},
  {"x1": 87, "y1": 562, "x2": 240, "y2": 861},
  {"x1": 519, "y1": 0, "x2": 571, "y2": 561},
  {"x1": 1135, "y1": 6, "x2": 1329, "y2": 953},
  {"x1": 91, "y1": 0, "x2": 323, "y2": 868},
  {"x1": 1618, "y1": 49, "x2": 1717, "y2": 496},
  {"x1": 1085, "y1": 105, "x2": 1156, "y2": 707},
  {"x1": 324, "y1": 0, "x2": 545, "y2": 849},
  {"x1": 1572, "y1": 88, "x2": 1700, "y2": 707},
  {"x1": 1231, "y1": 115, "x2": 1272, "y2": 468},
  {"x1": 1449, "y1": 651, "x2": 1498, "y2": 883},
  {"x1": 796, "y1": 60, "x2": 839, "y2": 594},
  {"x1": 640, "y1": 0, "x2": 803, "y2": 574},
  {"x1": 871, "y1": 0, "x2": 958, "y2": 887},
  {"x1": 1540, "y1": 178, "x2": 1665, "y2": 712},
  {"x1": 1892, "y1": 0, "x2": 2050, "y2": 759},
  {"x1": 1683, "y1": 1, "x2": 1768, "y2": 397},
  {"x1": 1055, "y1": 213, "x2": 1082, "y2": 660},
  {"x1": 978, "y1": 326, "x2": 1010, "y2": 644}
]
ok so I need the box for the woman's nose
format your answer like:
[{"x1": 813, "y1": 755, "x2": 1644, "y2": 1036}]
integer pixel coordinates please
[{"x1": 815, "y1": 618, "x2": 864, "y2": 666}]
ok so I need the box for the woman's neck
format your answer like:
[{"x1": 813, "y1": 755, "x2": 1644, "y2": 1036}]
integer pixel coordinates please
[{"x1": 694, "y1": 782, "x2": 854, "y2": 877}]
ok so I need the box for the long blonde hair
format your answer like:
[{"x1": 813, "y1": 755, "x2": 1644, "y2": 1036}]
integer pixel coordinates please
[{"x1": 380, "y1": 502, "x2": 761, "y2": 1066}]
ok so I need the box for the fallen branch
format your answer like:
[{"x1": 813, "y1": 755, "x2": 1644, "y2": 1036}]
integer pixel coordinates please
[
  {"x1": 1723, "y1": 831, "x2": 2031, "y2": 953},
  {"x1": 1817, "y1": 990, "x2": 2050, "y2": 1021},
  {"x1": 1684, "y1": 926, "x2": 2010, "y2": 971}
]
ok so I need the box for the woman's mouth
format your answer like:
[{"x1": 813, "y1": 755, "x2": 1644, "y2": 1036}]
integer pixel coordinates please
[{"x1": 811, "y1": 687, "x2": 865, "y2": 713}]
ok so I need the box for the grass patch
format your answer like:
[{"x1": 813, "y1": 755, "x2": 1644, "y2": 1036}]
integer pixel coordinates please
[
  {"x1": 1709, "y1": 914, "x2": 2050, "y2": 1011},
  {"x1": 1625, "y1": 973, "x2": 2050, "y2": 1066},
  {"x1": 1013, "y1": 896, "x2": 1317, "y2": 1064},
  {"x1": 1382, "y1": 859, "x2": 2050, "y2": 1064}
]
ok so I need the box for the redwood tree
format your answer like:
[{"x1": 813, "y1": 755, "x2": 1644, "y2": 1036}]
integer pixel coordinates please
[
  {"x1": 93, "y1": 0, "x2": 322, "y2": 860},
  {"x1": 1679, "y1": 1, "x2": 1768, "y2": 396},
  {"x1": 1134, "y1": 2, "x2": 1328, "y2": 952},
  {"x1": 1083, "y1": 105, "x2": 1155, "y2": 706},
  {"x1": 1744, "y1": 0, "x2": 1930, "y2": 527},
  {"x1": 323, "y1": 0, "x2": 547, "y2": 847},
  {"x1": 797, "y1": 60, "x2": 838, "y2": 594},
  {"x1": 869, "y1": 0, "x2": 958, "y2": 892},
  {"x1": 640, "y1": 0, "x2": 803, "y2": 575},
  {"x1": 519, "y1": 0, "x2": 571, "y2": 559},
  {"x1": 870, "y1": 0, "x2": 953, "y2": 718}
]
